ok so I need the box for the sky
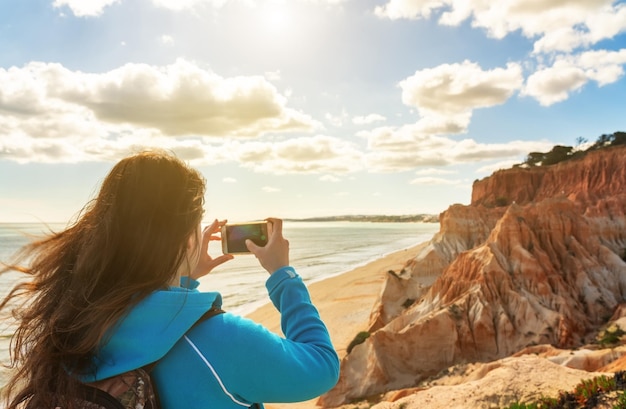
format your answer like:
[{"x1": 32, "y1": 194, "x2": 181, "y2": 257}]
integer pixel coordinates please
[{"x1": 0, "y1": 0, "x2": 625, "y2": 223}]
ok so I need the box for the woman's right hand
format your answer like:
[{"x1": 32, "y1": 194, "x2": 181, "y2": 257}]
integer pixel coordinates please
[{"x1": 245, "y1": 218, "x2": 289, "y2": 275}]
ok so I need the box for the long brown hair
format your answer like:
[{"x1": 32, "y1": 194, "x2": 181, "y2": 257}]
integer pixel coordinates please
[{"x1": 1, "y1": 150, "x2": 206, "y2": 408}]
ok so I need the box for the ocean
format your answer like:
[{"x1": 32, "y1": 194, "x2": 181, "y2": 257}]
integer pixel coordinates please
[{"x1": 0, "y1": 221, "x2": 440, "y2": 387}]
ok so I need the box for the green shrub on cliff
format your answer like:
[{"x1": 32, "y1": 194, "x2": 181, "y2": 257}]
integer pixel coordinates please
[
  {"x1": 503, "y1": 372, "x2": 626, "y2": 409},
  {"x1": 506, "y1": 403, "x2": 538, "y2": 409},
  {"x1": 596, "y1": 324, "x2": 626, "y2": 347},
  {"x1": 347, "y1": 331, "x2": 371, "y2": 354}
]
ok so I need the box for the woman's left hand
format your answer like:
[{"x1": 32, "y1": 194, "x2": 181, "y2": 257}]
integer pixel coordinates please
[{"x1": 189, "y1": 219, "x2": 234, "y2": 280}]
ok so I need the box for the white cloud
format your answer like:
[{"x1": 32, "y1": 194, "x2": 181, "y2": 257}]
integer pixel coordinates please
[
  {"x1": 229, "y1": 134, "x2": 364, "y2": 174},
  {"x1": 375, "y1": 0, "x2": 626, "y2": 54},
  {"x1": 415, "y1": 168, "x2": 457, "y2": 175},
  {"x1": 160, "y1": 35, "x2": 175, "y2": 45},
  {"x1": 150, "y1": 0, "x2": 348, "y2": 12},
  {"x1": 360, "y1": 123, "x2": 554, "y2": 172},
  {"x1": 353, "y1": 60, "x2": 531, "y2": 172},
  {"x1": 522, "y1": 49, "x2": 626, "y2": 105},
  {"x1": 531, "y1": 2, "x2": 626, "y2": 53},
  {"x1": 452, "y1": 138, "x2": 548, "y2": 161},
  {"x1": 0, "y1": 127, "x2": 225, "y2": 164},
  {"x1": 374, "y1": 0, "x2": 445, "y2": 20},
  {"x1": 409, "y1": 176, "x2": 458, "y2": 185},
  {"x1": 352, "y1": 114, "x2": 387, "y2": 125},
  {"x1": 325, "y1": 109, "x2": 349, "y2": 127},
  {"x1": 399, "y1": 60, "x2": 524, "y2": 116},
  {"x1": 576, "y1": 48, "x2": 626, "y2": 85},
  {"x1": 303, "y1": 0, "x2": 349, "y2": 4},
  {"x1": 60, "y1": 59, "x2": 316, "y2": 136},
  {"x1": 223, "y1": 177, "x2": 237, "y2": 183},
  {"x1": 522, "y1": 60, "x2": 588, "y2": 106},
  {"x1": 52, "y1": 0, "x2": 351, "y2": 16},
  {"x1": 53, "y1": 0, "x2": 121, "y2": 17},
  {"x1": 0, "y1": 60, "x2": 320, "y2": 163},
  {"x1": 320, "y1": 174, "x2": 341, "y2": 182},
  {"x1": 151, "y1": 0, "x2": 229, "y2": 11},
  {"x1": 262, "y1": 186, "x2": 281, "y2": 192},
  {"x1": 0, "y1": 56, "x2": 563, "y2": 176},
  {"x1": 380, "y1": 60, "x2": 525, "y2": 149},
  {"x1": 476, "y1": 160, "x2": 520, "y2": 174},
  {"x1": 362, "y1": 125, "x2": 454, "y2": 154},
  {"x1": 264, "y1": 70, "x2": 282, "y2": 81},
  {"x1": 365, "y1": 149, "x2": 450, "y2": 172}
]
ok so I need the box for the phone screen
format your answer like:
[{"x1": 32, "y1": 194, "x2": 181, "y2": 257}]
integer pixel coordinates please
[{"x1": 224, "y1": 222, "x2": 268, "y2": 254}]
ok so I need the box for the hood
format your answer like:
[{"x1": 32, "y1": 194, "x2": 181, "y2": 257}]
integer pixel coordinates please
[{"x1": 84, "y1": 285, "x2": 221, "y2": 381}]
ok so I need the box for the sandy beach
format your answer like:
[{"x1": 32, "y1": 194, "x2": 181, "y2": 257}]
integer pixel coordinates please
[{"x1": 245, "y1": 241, "x2": 430, "y2": 409}]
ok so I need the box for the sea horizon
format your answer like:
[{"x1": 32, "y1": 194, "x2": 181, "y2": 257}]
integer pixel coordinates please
[{"x1": 0, "y1": 220, "x2": 440, "y2": 313}]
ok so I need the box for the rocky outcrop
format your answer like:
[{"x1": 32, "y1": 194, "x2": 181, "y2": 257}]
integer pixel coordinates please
[
  {"x1": 368, "y1": 205, "x2": 506, "y2": 331},
  {"x1": 320, "y1": 145, "x2": 626, "y2": 407},
  {"x1": 370, "y1": 354, "x2": 614, "y2": 409}
]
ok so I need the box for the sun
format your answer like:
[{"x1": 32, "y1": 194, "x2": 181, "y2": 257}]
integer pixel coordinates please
[{"x1": 260, "y1": 4, "x2": 293, "y2": 34}]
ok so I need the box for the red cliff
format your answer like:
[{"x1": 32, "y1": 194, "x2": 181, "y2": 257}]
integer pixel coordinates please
[
  {"x1": 471, "y1": 145, "x2": 626, "y2": 208},
  {"x1": 320, "y1": 145, "x2": 626, "y2": 407}
]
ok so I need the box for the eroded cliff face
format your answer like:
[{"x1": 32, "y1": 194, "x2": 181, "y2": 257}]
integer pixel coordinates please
[
  {"x1": 367, "y1": 204, "x2": 506, "y2": 332},
  {"x1": 320, "y1": 145, "x2": 626, "y2": 407}
]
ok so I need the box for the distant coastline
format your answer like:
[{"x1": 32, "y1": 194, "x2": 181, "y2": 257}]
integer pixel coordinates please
[{"x1": 286, "y1": 214, "x2": 440, "y2": 223}]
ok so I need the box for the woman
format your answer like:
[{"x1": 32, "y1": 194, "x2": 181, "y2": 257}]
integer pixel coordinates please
[{"x1": 0, "y1": 150, "x2": 339, "y2": 409}]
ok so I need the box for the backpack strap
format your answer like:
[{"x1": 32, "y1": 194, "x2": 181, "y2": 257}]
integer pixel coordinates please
[
  {"x1": 24, "y1": 385, "x2": 126, "y2": 409},
  {"x1": 192, "y1": 306, "x2": 225, "y2": 329},
  {"x1": 84, "y1": 368, "x2": 158, "y2": 409},
  {"x1": 76, "y1": 384, "x2": 126, "y2": 409}
]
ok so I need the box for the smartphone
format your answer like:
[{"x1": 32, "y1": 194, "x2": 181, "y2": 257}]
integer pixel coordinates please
[{"x1": 221, "y1": 221, "x2": 270, "y2": 255}]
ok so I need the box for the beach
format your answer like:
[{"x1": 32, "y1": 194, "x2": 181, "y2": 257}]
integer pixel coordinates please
[{"x1": 246, "y1": 241, "x2": 430, "y2": 409}]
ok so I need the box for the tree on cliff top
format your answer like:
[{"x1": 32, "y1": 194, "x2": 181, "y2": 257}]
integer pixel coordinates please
[{"x1": 520, "y1": 131, "x2": 625, "y2": 168}]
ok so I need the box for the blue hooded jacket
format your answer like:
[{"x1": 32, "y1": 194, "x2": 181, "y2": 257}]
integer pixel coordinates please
[{"x1": 84, "y1": 267, "x2": 340, "y2": 409}]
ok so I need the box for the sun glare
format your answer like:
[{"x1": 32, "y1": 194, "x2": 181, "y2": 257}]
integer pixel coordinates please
[{"x1": 260, "y1": 5, "x2": 292, "y2": 33}]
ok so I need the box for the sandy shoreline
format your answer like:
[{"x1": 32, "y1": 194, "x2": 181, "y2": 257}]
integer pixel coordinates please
[{"x1": 245, "y1": 240, "x2": 430, "y2": 409}]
